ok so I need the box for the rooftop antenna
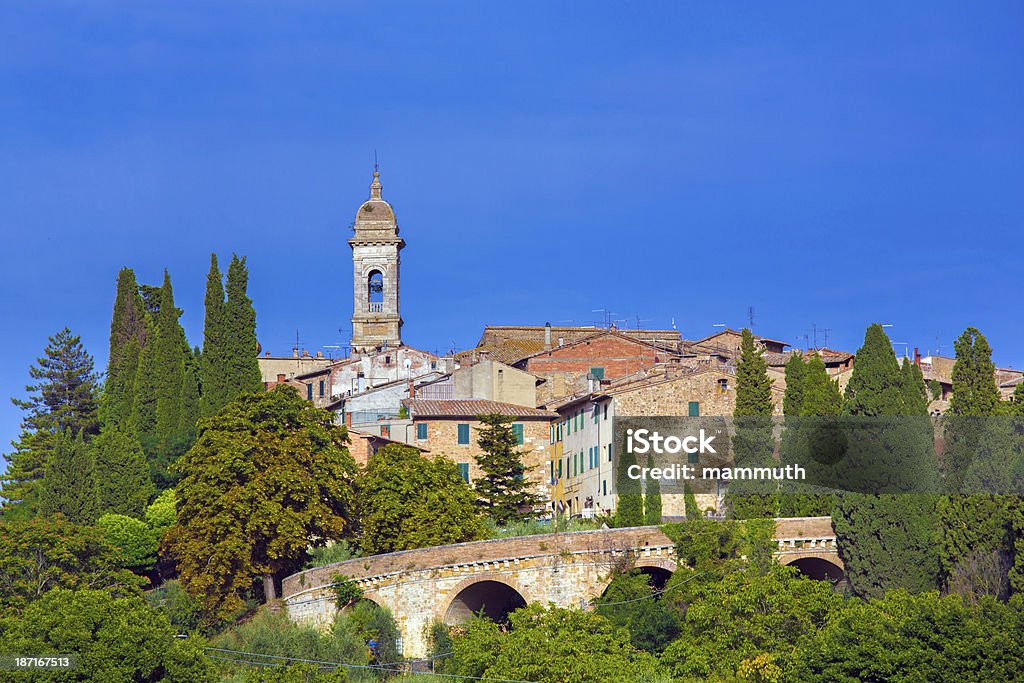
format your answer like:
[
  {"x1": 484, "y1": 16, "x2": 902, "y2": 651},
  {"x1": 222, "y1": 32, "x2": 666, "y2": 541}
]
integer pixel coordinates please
[
  {"x1": 671, "y1": 317, "x2": 677, "y2": 330},
  {"x1": 822, "y1": 327, "x2": 832, "y2": 349},
  {"x1": 747, "y1": 306, "x2": 755, "y2": 329}
]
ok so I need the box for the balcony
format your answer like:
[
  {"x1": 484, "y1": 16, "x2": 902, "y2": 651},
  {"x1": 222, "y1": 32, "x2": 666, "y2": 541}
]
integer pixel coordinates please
[{"x1": 368, "y1": 302, "x2": 383, "y2": 313}]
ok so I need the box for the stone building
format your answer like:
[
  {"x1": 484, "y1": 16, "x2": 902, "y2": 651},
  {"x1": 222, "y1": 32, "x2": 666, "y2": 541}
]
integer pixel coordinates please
[
  {"x1": 402, "y1": 398, "x2": 558, "y2": 504},
  {"x1": 687, "y1": 328, "x2": 791, "y2": 357},
  {"x1": 457, "y1": 323, "x2": 683, "y2": 365}
]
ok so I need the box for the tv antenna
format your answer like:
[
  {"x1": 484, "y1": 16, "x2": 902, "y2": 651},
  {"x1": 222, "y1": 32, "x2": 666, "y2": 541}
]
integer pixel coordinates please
[{"x1": 747, "y1": 306, "x2": 755, "y2": 329}]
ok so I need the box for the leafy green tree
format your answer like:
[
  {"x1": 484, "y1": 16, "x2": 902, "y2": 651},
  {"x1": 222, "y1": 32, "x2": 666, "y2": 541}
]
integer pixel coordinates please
[
  {"x1": 445, "y1": 604, "x2": 663, "y2": 682},
  {"x1": 613, "y1": 431, "x2": 644, "y2": 527},
  {"x1": 0, "y1": 517, "x2": 141, "y2": 615},
  {"x1": 643, "y1": 453, "x2": 662, "y2": 525},
  {"x1": 164, "y1": 387, "x2": 357, "y2": 622},
  {"x1": 93, "y1": 427, "x2": 153, "y2": 518},
  {"x1": 358, "y1": 443, "x2": 485, "y2": 554},
  {"x1": 472, "y1": 414, "x2": 543, "y2": 525},
  {"x1": 224, "y1": 254, "x2": 264, "y2": 397},
  {"x1": 728, "y1": 328, "x2": 777, "y2": 519},
  {"x1": 791, "y1": 590, "x2": 1024, "y2": 682},
  {"x1": 950, "y1": 327, "x2": 1001, "y2": 417},
  {"x1": 97, "y1": 513, "x2": 159, "y2": 572},
  {"x1": 146, "y1": 488, "x2": 177, "y2": 531},
  {"x1": 200, "y1": 254, "x2": 229, "y2": 418},
  {"x1": 2, "y1": 328, "x2": 99, "y2": 518},
  {"x1": 834, "y1": 323, "x2": 941, "y2": 599},
  {"x1": 0, "y1": 588, "x2": 214, "y2": 682},
  {"x1": 39, "y1": 429, "x2": 97, "y2": 523},
  {"x1": 102, "y1": 267, "x2": 148, "y2": 429},
  {"x1": 660, "y1": 565, "x2": 844, "y2": 680},
  {"x1": 595, "y1": 570, "x2": 680, "y2": 653}
]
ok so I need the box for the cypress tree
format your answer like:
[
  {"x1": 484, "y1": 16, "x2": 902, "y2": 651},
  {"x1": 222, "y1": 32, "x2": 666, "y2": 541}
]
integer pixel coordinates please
[
  {"x1": 93, "y1": 428, "x2": 154, "y2": 518},
  {"x1": 102, "y1": 268, "x2": 148, "y2": 429},
  {"x1": 180, "y1": 346, "x2": 201, "y2": 433},
  {"x1": 900, "y1": 359, "x2": 929, "y2": 418},
  {"x1": 152, "y1": 271, "x2": 187, "y2": 441},
  {"x1": 1, "y1": 329, "x2": 100, "y2": 518},
  {"x1": 834, "y1": 323, "x2": 940, "y2": 599},
  {"x1": 644, "y1": 453, "x2": 662, "y2": 525},
  {"x1": 614, "y1": 432, "x2": 644, "y2": 527},
  {"x1": 472, "y1": 414, "x2": 543, "y2": 524},
  {"x1": 950, "y1": 328, "x2": 1001, "y2": 417},
  {"x1": 224, "y1": 255, "x2": 263, "y2": 398},
  {"x1": 728, "y1": 329, "x2": 777, "y2": 519},
  {"x1": 802, "y1": 354, "x2": 842, "y2": 417},
  {"x1": 39, "y1": 430, "x2": 97, "y2": 523},
  {"x1": 782, "y1": 352, "x2": 807, "y2": 417},
  {"x1": 200, "y1": 254, "x2": 229, "y2": 417},
  {"x1": 131, "y1": 317, "x2": 159, "y2": 444}
]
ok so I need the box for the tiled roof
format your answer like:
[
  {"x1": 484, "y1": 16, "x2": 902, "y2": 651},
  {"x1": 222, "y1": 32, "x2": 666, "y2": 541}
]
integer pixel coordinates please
[
  {"x1": 762, "y1": 350, "x2": 854, "y2": 367},
  {"x1": 403, "y1": 399, "x2": 558, "y2": 419},
  {"x1": 456, "y1": 325, "x2": 683, "y2": 365}
]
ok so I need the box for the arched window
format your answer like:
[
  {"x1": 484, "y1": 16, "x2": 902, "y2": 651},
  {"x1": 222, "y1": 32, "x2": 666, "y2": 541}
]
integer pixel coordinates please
[{"x1": 368, "y1": 271, "x2": 384, "y2": 311}]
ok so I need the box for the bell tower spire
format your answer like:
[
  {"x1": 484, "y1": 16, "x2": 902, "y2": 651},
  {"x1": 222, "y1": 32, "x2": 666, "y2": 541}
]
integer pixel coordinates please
[{"x1": 349, "y1": 167, "x2": 404, "y2": 355}]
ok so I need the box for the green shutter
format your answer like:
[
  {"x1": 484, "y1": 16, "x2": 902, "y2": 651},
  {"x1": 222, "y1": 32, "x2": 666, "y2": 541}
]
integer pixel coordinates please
[
  {"x1": 512, "y1": 423, "x2": 524, "y2": 445},
  {"x1": 458, "y1": 463, "x2": 470, "y2": 482},
  {"x1": 688, "y1": 401, "x2": 700, "y2": 417},
  {"x1": 416, "y1": 423, "x2": 428, "y2": 440},
  {"x1": 457, "y1": 423, "x2": 470, "y2": 444}
]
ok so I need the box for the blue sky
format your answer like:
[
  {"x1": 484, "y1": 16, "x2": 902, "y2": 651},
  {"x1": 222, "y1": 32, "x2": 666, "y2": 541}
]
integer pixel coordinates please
[{"x1": 2, "y1": 3, "x2": 1023, "y2": 461}]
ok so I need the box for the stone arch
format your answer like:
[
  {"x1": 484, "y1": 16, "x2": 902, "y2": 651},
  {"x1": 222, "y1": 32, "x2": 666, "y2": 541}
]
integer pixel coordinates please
[
  {"x1": 780, "y1": 555, "x2": 846, "y2": 583},
  {"x1": 367, "y1": 269, "x2": 384, "y2": 305},
  {"x1": 634, "y1": 558, "x2": 677, "y2": 589},
  {"x1": 443, "y1": 578, "x2": 527, "y2": 626}
]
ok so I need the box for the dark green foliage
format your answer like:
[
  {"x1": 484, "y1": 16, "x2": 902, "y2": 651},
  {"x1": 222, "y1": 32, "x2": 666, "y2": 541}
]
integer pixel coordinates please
[
  {"x1": 951, "y1": 327, "x2": 1001, "y2": 417},
  {"x1": 93, "y1": 427, "x2": 154, "y2": 518},
  {"x1": 834, "y1": 323, "x2": 941, "y2": 598},
  {"x1": 728, "y1": 329, "x2": 778, "y2": 520},
  {"x1": 358, "y1": 443, "x2": 485, "y2": 554},
  {"x1": 152, "y1": 270, "x2": 188, "y2": 443},
  {"x1": 146, "y1": 579, "x2": 202, "y2": 633},
  {"x1": 643, "y1": 453, "x2": 662, "y2": 525},
  {"x1": 791, "y1": 590, "x2": 1024, "y2": 682},
  {"x1": 102, "y1": 267, "x2": 148, "y2": 429},
  {"x1": 782, "y1": 351, "x2": 807, "y2": 417},
  {"x1": 224, "y1": 255, "x2": 264, "y2": 397},
  {"x1": 444, "y1": 604, "x2": 662, "y2": 682},
  {"x1": 660, "y1": 565, "x2": 844, "y2": 681},
  {"x1": 200, "y1": 253, "x2": 229, "y2": 418},
  {"x1": 0, "y1": 517, "x2": 142, "y2": 615},
  {"x1": 0, "y1": 588, "x2": 214, "y2": 682},
  {"x1": 595, "y1": 570, "x2": 680, "y2": 653},
  {"x1": 131, "y1": 317, "x2": 159, "y2": 443},
  {"x1": 305, "y1": 540, "x2": 360, "y2": 568},
  {"x1": 2, "y1": 328, "x2": 100, "y2": 518},
  {"x1": 39, "y1": 429, "x2": 97, "y2": 523},
  {"x1": 472, "y1": 414, "x2": 543, "y2": 525},
  {"x1": 900, "y1": 358, "x2": 929, "y2": 417},
  {"x1": 180, "y1": 345, "x2": 201, "y2": 432},
  {"x1": 164, "y1": 387, "x2": 357, "y2": 623},
  {"x1": 801, "y1": 354, "x2": 842, "y2": 418},
  {"x1": 613, "y1": 431, "x2": 644, "y2": 527}
]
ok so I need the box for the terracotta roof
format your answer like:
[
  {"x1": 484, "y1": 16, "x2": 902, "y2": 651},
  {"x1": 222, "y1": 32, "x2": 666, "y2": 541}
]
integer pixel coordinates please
[
  {"x1": 403, "y1": 399, "x2": 558, "y2": 419},
  {"x1": 763, "y1": 350, "x2": 854, "y2": 367},
  {"x1": 457, "y1": 325, "x2": 683, "y2": 365},
  {"x1": 691, "y1": 328, "x2": 790, "y2": 349},
  {"x1": 510, "y1": 329, "x2": 680, "y2": 365}
]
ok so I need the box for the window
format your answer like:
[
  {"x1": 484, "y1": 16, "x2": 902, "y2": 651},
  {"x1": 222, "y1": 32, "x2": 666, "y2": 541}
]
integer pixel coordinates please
[
  {"x1": 457, "y1": 423, "x2": 470, "y2": 445},
  {"x1": 384, "y1": 355, "x2": 392, "y2": 366},
  {"x1": 416, "y1": 423, "x2": 428, "y2": 440},
  {"x1": 603, "y1": 404, "x2": 609, "y2": 420},
  {"x1": 717, "y1": 378, "x2": 728, "y2": 395},
  {"x1": 608, "y1": 443, "x2": 613, "y2": 462},
  {"x1": 431, "y1": 361, "x2": 437, "y2": 370},
  {"x1": 512, "y1": 424, "x2": 524, "y2": 445},
  {"x1": 319, "y1": 380, "x2": 325, "y2": 397},
  {"x1": 602, "y1": 480, "x2": 607, "y2": 496},
  {"x1": 549, "y1": 461, "x2": 554, "y2": 482},
  {"x1": 688, "y1": 451, "x2": 699, "y2": 465},
  {"x1": 307, "y1": 384, "x2": 313, "y2": 400},
  {"x1": 457, "y1": 463, "x2": 470, "y2": 483},
  {"x1": 557, "y1": 459, "x2": 562, "y2": 478},
  {"x1": 593, "y1": 405, "x2": 599, "y2": 423},
  {"x1": 589, "y1": 367, "x2": 605, "y2": 380},
  {"x1": 688, "y1": 401, "x2": 700, "y2": 417}
]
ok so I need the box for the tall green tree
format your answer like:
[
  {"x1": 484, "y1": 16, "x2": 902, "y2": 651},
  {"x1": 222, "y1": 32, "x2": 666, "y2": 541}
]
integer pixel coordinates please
[
  {"x1": 224, "y1": 255, "x2": 263, "y2": 397},
  {"x1": 199, "y1": 254, "x2": 229, "y2": 417},
  {"x1": 782, "y1": 351, "x2": 807, "y2": 417},
  {"x1": 2, "y1": 328, "x2": 99, "y2": 518},
  {"x1": 900, "y1": 359, "x2": 929, "y2": 417},
  {"x1": 643, "y1": 453, "x2": 662, "y2": 525},
  {"x1": 357, "y1": 444, "x2": 485, "y2": 554},
  {"x1": 102, "y1": 267, "x2": 148, "y2": 429},
  {"x1": 164, "y1": 387, "x2": 356, "y2": 622},
  {"x1": 834, "y1": 323, "x2": 940, "y2": 599},
  {"x1": 152, "y1": 270, "x2": 187, "y2": 442},
  {"x1": 93, "y1": 428, "x2": 154, "y2": 518},
  {"x1": 39, "y1": 429, "x2": 97, "y2": 523},
  {"x1": 728, "y1": 328, "x2": 777, "y2": 519},
  {"x1": 472, "y1": 414, "x2": 543, "y2": 525},
  {"x1": 614, "y1": 431, "x2": 644, "y2": 527}
]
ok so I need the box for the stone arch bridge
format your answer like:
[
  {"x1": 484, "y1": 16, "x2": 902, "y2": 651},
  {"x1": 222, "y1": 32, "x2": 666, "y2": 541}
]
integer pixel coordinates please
[{"x1": 282, "y1": 516, "x2": 841, "y2": 658}]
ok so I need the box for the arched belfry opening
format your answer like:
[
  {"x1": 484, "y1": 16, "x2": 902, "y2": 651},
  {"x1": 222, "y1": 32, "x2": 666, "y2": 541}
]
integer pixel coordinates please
[
  {"x1": 444, "y1": 580, "x2": 527, "y2": 626},
  {"x1": 349, "y1": 169, "x2": 404, "y2": 354},
  {"x1": 368, "y1": 270, "x2": 384, "y2": 309}
]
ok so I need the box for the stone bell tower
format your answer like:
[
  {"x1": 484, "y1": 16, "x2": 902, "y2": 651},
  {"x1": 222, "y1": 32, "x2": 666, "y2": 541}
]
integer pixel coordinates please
[{"x1": 349, "y1": 169, "x2": 404, "y2": 355}]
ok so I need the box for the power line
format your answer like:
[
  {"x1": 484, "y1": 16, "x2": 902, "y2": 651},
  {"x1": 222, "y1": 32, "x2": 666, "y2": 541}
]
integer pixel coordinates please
[{"x1": 592, "y1": 570, "x2": 706, "y2": 607}]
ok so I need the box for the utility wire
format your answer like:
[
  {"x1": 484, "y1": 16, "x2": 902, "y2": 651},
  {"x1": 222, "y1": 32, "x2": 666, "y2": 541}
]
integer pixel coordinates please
[{"x1": 592, "y1": 570, "x2": 706, "y2": 607}]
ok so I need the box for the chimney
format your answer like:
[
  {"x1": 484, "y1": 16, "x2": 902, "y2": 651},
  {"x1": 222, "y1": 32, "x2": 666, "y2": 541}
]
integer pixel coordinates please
[
  {"x1": 544, "y1": 322, "x2": 552, "y2": 351},
  {"x1": 264, "y1": 351, "x2": 271, "y2": 357},
  {"x1": 292, "y1": 347, "x2": 299, "y2": 358},
  {"x1": 316, "y1": 351, "x2": 323, "y2": 358},
  {"x1": 345, "y1": 411, "x2": 352, "y2": 427},
  {"x1": 276, "y1": 373, "x2": 286, "y2": 384},
  {"x1": 914, "y1": 347, "x2": 921, "y2": 367}
]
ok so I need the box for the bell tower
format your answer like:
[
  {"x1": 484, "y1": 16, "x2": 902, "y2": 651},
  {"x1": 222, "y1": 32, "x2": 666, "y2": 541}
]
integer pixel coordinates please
[{"x1": 350, "y1": 169, "x2": 404, "y2": 355}]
